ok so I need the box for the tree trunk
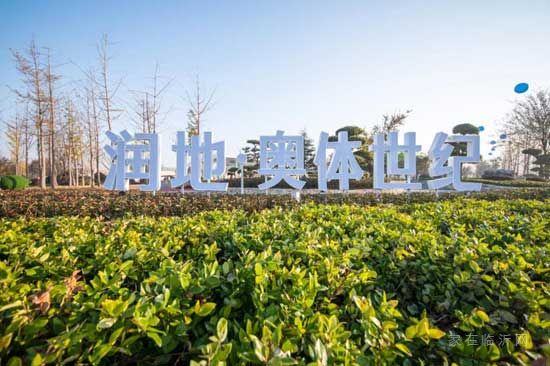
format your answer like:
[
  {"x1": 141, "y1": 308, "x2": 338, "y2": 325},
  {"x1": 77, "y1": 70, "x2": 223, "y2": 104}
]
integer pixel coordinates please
[
  {"x1": 46, "y1": 49, "x2": 58, "y2": 188},
  {"x1": 90, "y1": 89, "x2": 101, "y2": 186},
  {"x1": 38, "y1": 126, "x2": 46, "y2": 188}
]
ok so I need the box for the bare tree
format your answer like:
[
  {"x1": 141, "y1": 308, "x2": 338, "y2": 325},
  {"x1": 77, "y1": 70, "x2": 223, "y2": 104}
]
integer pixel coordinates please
[
  {"x1": 186, "y1": 74, "x2": 216, "y2": 139},
  {"x1": 22, "y1": 103, "x2": 34, "y2": 177},
  {"x1": 503, "y1": 90, "x2": 550, "y2": 177},
  {"x1": 44, "y1": 47, "x2": 60, "y2": 187},
  {"x1": 97, "y1": 34, "x2": 122, "y2": 131},
  {"x1": 84, "y1": 89, "x2": 96, "y2": 186},
  {"x1": 11, "y1": 39, "x2": 48, "y2": 188},
  {"x1": 80, "y1": 69, "x2": 103, "y2": 186},
  {"x1": 505, "y1": 90, "x2": 550, "y2": 155},
  {"x1": 63, "y1": 99, "x2": 83, "y2": 186},
  {"x1": 127, "y1": 62, "x2": 173, "y2": 133},
  {"x1": 371, "y1": 110, "x2": 412, "y2": 135},
  {"x1": 90, "y1": 84, "x2": 101, "y2": 185},
  {"x1": 129, "y1": 92, "x2": 156, "y2": 133},
  {"x1": 4, "y1": 111, "x2": 23, "y2": 175},
  {"x1": 148, "y1": 62, "x2": 172, "y2": 133}
]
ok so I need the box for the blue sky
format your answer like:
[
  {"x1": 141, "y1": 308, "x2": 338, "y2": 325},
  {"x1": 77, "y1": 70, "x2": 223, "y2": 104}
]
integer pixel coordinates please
[{"x1": 1, "y1": 0, "x2": 549, "y2": 165}]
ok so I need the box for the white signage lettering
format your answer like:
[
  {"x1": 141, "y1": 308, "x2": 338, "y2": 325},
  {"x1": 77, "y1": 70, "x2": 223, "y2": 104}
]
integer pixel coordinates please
[{"x1": 103, "y1": 129, "x2": 482, "y2": 193}]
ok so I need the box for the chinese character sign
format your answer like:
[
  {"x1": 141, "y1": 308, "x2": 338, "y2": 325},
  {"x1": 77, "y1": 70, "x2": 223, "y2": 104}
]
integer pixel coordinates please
[
  {"x1": 314, "y1": 131, "x2": 363, "y2": 191},
  {"x1": 104, "y1": 130, "x2": 161, "y2": 192},
  {"x1": 369, "y1": 132, "x2": 422, "y2": 190},
  {"x1": 171, "y1": 131, "x2": 228, "y2": 191},
  {"x1": 258, "y1": 130, "x2": 306, "y2": 190},
  {"x1": 427, "y1": 133, "x2": 482, "y2": 191},
  {"x1": 427, "y1": 132, "x2": 454, "y2": 190},
  {"x1": 103, "y1": 129, "x2": 482, "y2": 193}
]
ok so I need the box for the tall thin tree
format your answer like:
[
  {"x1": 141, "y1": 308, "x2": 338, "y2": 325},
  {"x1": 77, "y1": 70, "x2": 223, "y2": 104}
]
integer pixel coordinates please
[
  {"x1": 44, "y1": 47, "x2": 60, "y2": 187},
  {"x1": 97, "y1": 34, "x2": 122, "y2": 131},
  {"x1": 5, "y1": 111, "x2": 23, "y2": 175},
  {"x1": 186, "y1": 74, "x2": 215, "y2": 139},
  {"x1": 11, "y1": 39, "x2": 47, "y2": 188}
]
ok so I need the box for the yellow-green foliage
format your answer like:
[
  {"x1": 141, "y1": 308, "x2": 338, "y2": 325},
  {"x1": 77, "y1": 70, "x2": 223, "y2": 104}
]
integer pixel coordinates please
[{"x1": 0, "y1": 199, "x2": 548, "y2": 365}]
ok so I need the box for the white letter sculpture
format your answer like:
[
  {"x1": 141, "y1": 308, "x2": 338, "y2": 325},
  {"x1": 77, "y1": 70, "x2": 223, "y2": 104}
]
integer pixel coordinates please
[
  {"x1": 369, "y1": 131, "x2": 421, "y2": 190},
  {"x1": 104, "y1": 130, "x2": 161, "y2": 192},
  {"x1": 258, "y1": 130, "x2": 306, "y2": 190},
  {"x1": 314, "y1": 131, "x2": 363, "y2": 191},
  {"x1": 427, "y1": 133, "x2": 481, "y2": 191},
  {"x1": 171, "y1": 131, "x2": 228, "y2": 191}
]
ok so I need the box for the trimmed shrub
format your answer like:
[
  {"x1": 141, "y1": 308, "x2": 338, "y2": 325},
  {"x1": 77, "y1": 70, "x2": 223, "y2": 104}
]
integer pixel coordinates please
[
  {"x1": 465, "y1": 178, "x2": 550, "y2": 188},
  {"x1": 0, "y1": 176, "x2": 15, "y2": 190},
  {"x1": 13, "y1": 175, "x2": 29, "y2": 189},
  {"x1": 0, "y1": 175, "x2": 29, "y2": 190},
  {"x1": 522, "y1": 174, "x2": 547, "y2": 182},
  {"x1": 481, "y1": 169, "x2": 515, "y2": 180},
  {"x1": 224, "y1": 176, "x2": 373, "y2": 189},
  {"x1": 0, "y1": 188, "x2": 549, "y2": 218}
]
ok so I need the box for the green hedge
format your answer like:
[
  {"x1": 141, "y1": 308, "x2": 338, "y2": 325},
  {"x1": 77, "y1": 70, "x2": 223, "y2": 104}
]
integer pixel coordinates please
[
  {"x1": 0, "y1": 199, "x2": 548, "y2": 364},
  {"x1": 1, "y1": 188, "x2": 550, "y2": 218},
  {"x1": 224, "y1": 176, "x2": 373, "y2": 189},
  {"x1": 465, "y1": 178, "x2": 550, "y2": 188},
  {"x1": 0, "y1": 176, "x2": 29, "y2": 190}
]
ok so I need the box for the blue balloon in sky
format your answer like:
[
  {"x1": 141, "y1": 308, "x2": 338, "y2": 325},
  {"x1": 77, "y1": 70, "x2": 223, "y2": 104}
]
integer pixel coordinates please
[
  {"x1": 499, "y1": 133, "x2": 507, "y2": 139},
  {"x1": 478, "y1": 126, "x2": 485, "y2": 132},
  {"x1": 514, "y1": 83, "x2": 529, "y2": 94},
  {"x1": 490, "y1": 140, "x2": 496, "y2": 145}
]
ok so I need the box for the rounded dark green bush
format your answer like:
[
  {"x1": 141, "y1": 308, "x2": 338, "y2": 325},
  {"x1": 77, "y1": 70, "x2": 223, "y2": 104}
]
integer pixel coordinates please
[
  {"x1": 0, "y1": 176, "x2": 14, "y2": 189},
  {"x1": 0, "y1": 175, "x2": 29, "y2": 190}
]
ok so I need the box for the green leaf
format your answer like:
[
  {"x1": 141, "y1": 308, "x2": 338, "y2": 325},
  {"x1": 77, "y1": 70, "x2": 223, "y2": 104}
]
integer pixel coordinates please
[
  {"x1": 7, "y1": 357, "x2": 22, "y2": 366},
  {"x1": 251, "y1": 335, "x2": 266, "y2": 362},
  {"x1": 101, "y1": 299, "x2": 128, "y2": 318},
  {"x1": 97, "y1": 317, "x2": 117, "y2": 329},
  {"x1": 488, "y1": 343, "x2": 500, "y2": 361},
  {"x1": 314, "y1": 339, "x2": 328, "y2": 366},
  {"x1": 147, "y1": 332, "x2": 163, "y2": 347},
  {"x1": 405, "y1": 325, "x2": 417, "y2": 339},
  {"x1": 217, "y1": 317, "x2": 228, "y2": 342},
  {"x1": 499, "y1": 310, "x2": 517, "y2": 323},
  {"x1": 8, "y1": 357, "x2": 23, "y2": 366},
  {"x1": 395, "y1": 343, "x2": 412, "y2": 356},
  {"x1": 516, "y1": 331, "x2": 533, "y2": 350},
  {"x1": 25, "y1": 318, "x2": 49, "y2": 335},
  {"x1": 119, "y1": 260, "x2": 134, "y2": 273},
  {"x1": 369, "y1": 316, "x2": 381, "y2": 329},
  {"x1": 282, "y1": 339, "x2": 298, "y2": 353},
  {"x1": 0, "y1": 333, "x2": 13, "y2": 351},
  {"x1": 109, "y1": 327, "x2": 125, "y2": 345},
  {"x1": 428, "y1": 328, "x2": 445, "y2": 339},
  {"x1": 475, "y1": 309, "x2": 490, "y2": 322},
  {"x1": 196, "y1": 302, "x2": 216, "y2": 317},
  {"x1": 0, "y1": 300, "x2": 23, "y2": 313},
  {"x1": 89, "y1": 344, "x2": 112, "y2": 365},
  {"x1": 216, "y1": 343, "x2": 232, "y2": 361},
  {"x1": 416, "y1": 318, "x2": 430, "y2": 337},
  {"x1": 31, "y1": 353, "x2": 43, "y2": 366},
  {"x1": 52, "y1": 317, "x2": 65, "y2": 334}
]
